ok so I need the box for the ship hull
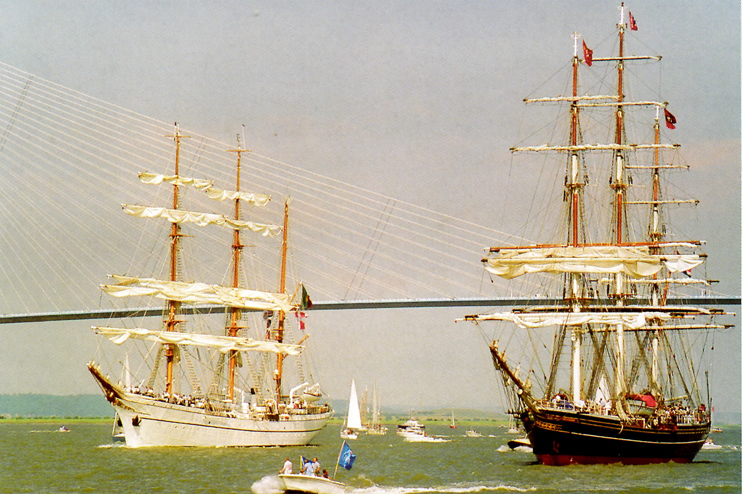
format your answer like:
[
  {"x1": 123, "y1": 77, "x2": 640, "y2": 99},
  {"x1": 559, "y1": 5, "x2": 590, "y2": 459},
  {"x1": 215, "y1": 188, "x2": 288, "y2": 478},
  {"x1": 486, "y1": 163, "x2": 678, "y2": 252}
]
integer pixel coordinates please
[
  {"x1": 522, "y1": 409, "x2": 709, "y2": 465},
  {"x1": 89, "y1": 363, "x2": 331, "y2": 448}
]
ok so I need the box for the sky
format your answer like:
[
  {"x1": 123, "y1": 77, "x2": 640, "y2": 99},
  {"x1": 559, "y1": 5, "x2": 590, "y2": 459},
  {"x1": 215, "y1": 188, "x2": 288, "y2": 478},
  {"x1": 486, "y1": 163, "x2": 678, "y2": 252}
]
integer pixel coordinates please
[{"x1": 0, "y1": 1, "x2": 738, "y2": 418}]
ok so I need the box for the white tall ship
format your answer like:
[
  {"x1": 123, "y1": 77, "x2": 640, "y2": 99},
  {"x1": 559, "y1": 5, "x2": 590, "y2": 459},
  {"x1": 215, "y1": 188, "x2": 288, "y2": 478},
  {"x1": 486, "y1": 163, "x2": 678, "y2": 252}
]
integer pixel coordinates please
[{"x1": 88, "y1": 126, "x2": 332, "y2": 447}]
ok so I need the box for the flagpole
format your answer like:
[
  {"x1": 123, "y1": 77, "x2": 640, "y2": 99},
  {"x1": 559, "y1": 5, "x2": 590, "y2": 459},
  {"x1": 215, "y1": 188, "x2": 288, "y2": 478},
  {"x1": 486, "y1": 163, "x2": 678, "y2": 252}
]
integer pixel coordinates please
[{"x1": 333, "y1": 441, "x2": 345, "y2": 479}]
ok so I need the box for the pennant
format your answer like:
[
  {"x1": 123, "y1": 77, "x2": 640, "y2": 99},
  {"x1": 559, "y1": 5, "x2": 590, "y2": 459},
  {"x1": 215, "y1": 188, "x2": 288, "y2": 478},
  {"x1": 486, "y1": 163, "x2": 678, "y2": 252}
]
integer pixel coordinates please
[
  {"x1": 629, "y1": 12, "x2": 638, "y2": 31},
  {"x1": 663, "y1": 108, "x2": 677, "y2": 129},
  {"x1": 582, "y1": 40, "x2": 593, "y2": 66},
  {"x1": 338, "y1": 441, "x2": 356, "y2": 470},
  {"x1": 300, "y1": 284, "x2": 313, "y2": 310}
]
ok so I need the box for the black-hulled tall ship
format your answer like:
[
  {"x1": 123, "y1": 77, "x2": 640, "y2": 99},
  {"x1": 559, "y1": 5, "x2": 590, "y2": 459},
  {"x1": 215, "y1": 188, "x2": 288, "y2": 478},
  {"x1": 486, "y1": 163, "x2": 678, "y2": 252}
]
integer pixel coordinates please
[{"x1": 461, "y1": 5, "x2": 733, "y2": 465}]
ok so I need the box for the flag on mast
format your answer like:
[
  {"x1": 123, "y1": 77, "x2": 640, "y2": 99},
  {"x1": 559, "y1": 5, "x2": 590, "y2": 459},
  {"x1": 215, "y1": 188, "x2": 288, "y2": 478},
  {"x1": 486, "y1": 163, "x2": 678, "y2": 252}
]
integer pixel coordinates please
[
  {"x1": 664, "y1": 108, "x2": 677, "y2": 129},
  {"x1": 338, "y1": 441, "x2": 356, "y2": 470},
  {"x1": 629, "y1": 11, "x2": 638, "y2": 31},
  {"x1": 582, "y1": 40, "x2": 593, "y2": 66}
]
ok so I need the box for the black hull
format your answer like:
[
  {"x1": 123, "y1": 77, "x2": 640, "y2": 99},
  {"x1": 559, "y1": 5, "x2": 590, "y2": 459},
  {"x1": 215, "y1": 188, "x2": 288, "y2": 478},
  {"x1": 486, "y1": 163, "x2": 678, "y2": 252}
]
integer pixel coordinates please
[{"x1": 521, "y1": 409, "x2": 709, "y2": 466}]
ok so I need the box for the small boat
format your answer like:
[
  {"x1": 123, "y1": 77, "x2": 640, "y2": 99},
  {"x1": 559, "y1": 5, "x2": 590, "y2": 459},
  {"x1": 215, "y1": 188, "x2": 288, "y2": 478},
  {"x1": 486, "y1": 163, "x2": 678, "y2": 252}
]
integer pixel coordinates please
[
  {"x1": 507, "y1": 437, "x2": 532, "y2": 450},
  {"x1": 465, "y1": 428, "x2": 482, "y2": 438},
  {"x1": 366, "y1": 383, "x2": 388, "y2": 435},
  {"x1": 396, "y1": 417, "x2": 425, "y2": 436},
  {"x1": 278, "y1": 441, "x2": 355, "y2": 494},
  {"x1": 278, "y1": 474, "x2": 346, "y2": 494},
  {"x1": 449, "y1": 411, "x2": 457, "y2": 429},
  {"x1": 701, "y1": 439, "x2": 722, "y2": 450},
  {"x1": 57, "y1": 426, "x2": 70, "y2": 433}
]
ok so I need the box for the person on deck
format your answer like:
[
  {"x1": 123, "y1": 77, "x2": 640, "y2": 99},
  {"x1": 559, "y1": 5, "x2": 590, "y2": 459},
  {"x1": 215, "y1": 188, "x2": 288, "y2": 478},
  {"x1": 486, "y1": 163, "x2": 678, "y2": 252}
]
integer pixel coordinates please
[
  {"x1": 301, "y1": 458, "x2": 317, "y2": 476},
  {"x1": 279, "y1": 457, "x2": 292, "y2": 474}
]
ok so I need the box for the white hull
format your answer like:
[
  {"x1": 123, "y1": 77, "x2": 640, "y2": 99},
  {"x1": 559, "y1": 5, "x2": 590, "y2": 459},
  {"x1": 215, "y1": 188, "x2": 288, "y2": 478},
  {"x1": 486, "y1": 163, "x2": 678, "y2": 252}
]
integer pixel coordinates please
[
  {"x1": 90, "y1": 364, "x2": 331, "y2": 447},
  {"x1": 279, "y1": 474, "x2": 346, "y2": 494}
]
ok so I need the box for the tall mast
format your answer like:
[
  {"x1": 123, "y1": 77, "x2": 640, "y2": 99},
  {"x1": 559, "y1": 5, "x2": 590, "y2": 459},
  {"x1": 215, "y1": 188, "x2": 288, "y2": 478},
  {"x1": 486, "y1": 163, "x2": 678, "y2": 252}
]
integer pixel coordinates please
[
  {"x1": 613, "y1": 3, "x2": 628, "y2": 413},
  {"x1": 568, "y1": 33, "x2": 585, "y2": 404},
  {"x1": 226, "y1": 131, "x2": 247, "y2": 402},
  {"x1": 164, "y1": 123, "x2": 188, "y2": 398},
  {"x1": 274, "y1": 199, "x2": 290, "y2": 399}
]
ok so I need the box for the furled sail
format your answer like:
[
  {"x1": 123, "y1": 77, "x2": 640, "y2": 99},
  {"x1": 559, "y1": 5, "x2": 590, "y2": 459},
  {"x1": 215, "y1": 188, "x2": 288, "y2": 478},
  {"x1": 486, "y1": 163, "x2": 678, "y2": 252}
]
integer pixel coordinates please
[
  {"x1": 463, "y1": 311, "x2": 671, "y2": 329},
  {"x1": 483, "y1": 246, "x2": 702, "y2": 280},
  {"x1": 138, "y1": 172, "x2": 214, "y2": 190},
  {"x1": 205, "y1": 187, "x2": 271, "y2": 206},
  {"x1": 122, "y1": 204, "x2": 282, "y2": 236},
  {"x1": 92, "y1": 326, "x2": 302, "y2": 355},
  {"x1": 102, "y1": 275, "x2": 295, "y2": 312}
]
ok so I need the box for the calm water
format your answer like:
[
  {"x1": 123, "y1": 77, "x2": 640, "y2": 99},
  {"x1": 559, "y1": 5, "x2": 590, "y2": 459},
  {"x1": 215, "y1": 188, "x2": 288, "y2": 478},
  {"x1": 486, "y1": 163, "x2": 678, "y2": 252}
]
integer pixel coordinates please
[{"x1": 0, "y1": 421, "x2": 739, "y2": 493}]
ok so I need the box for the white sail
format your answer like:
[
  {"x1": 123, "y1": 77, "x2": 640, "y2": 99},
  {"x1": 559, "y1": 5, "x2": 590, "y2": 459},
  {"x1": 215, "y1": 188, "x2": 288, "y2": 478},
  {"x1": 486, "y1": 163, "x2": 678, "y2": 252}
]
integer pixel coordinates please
[
  {"x1": 205, "y1": 187, "x2": 271, "y2": 206},
  {"x1": 464, "y1": 311, "x2": 671, "y2": 330},
  {"x1": 346, "y1": 379, "x2": 362, "y2": 429},
  {"x1": 484, "y1": 246, "x2": 702, "y2": 280},
  {"x1": 101, "y1": 275, "x2": 295, "y2": 312},
  {"x1": 138, "y1": 172, "x2": 214, "y2": 190},
  {"x1": 92, "y1": 326, "x2": 303, "y2": 355},
  {"x1": 122, "y1": 204, "x2": 282, "y2": 235}
]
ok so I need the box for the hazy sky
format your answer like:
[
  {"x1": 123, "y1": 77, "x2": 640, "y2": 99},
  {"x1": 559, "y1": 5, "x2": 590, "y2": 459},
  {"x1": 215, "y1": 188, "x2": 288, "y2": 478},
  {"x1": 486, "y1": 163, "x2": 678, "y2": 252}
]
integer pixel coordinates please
[{"x1": 0, "y1": 1, "x2": 738, "y2": 417}]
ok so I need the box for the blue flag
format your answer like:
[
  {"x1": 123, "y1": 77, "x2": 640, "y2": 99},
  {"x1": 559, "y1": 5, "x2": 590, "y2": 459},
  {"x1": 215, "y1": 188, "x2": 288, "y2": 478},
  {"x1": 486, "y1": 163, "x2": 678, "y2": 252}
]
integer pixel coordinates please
[{"x1": 338, "y1": 442, "x2": 356, "y2": 470}]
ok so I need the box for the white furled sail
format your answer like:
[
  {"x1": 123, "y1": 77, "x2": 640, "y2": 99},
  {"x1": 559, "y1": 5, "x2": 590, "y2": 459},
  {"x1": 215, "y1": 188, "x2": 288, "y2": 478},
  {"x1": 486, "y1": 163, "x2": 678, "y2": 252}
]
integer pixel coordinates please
[
  {"x1": 464, "y1": 311, "x2": 671, "y2": 329},
  {"x1": 138, "y1": 172, "x2": 214, "y2": 190},
  {"x1": 122, "y1": 204, "x2": 282, "y2": 235},
  {"x1": 483, "y1": 246, "x2": 702, "y2": 280},
  {"x1": 101, "y1": 275, "x2": 295, "y2": 312},
  {"x1": 205, "y1": 187, "x2": 271, "y2": 206},
  {"x1": 92, "y1": 326, "x2": 302, "y2": 355}
]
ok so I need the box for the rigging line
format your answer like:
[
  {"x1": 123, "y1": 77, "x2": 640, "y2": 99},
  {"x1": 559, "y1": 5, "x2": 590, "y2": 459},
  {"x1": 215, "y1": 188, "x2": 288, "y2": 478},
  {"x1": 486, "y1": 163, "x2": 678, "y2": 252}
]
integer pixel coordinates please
[
  {"x1": 248, "y1": 152, "x2": 533, "y2": 245},
  {"x1": 0, "y1": 75, "x2": 173, "y2": 167},
  {"x1": 292, "y1": 205, "x2": 489, "y2": 295},
  {"x1": 344, "y1": 199, "x2": 394, "y2": 300},
  {"x1": 0, "y1": 75, "x2": 524, "y2": 264},
  {"x1": 0, "y1": 84, "x2": 171, "y2": 176},
  {"x1": 292, "y1": 195, "x2": 485, "y2": 277},
  {"x1": 236, "y1": 172, "x2": 492, "y2": 275},
  {"x1": 289, "y1": 230, "x2": 443, "y2": 299},
  {"x1": 244, "y1": 154, "x2": 498, "y2": 251},
  {"x1": 0, "y1": 61, "x2": 174, "y2": 139},
  {"x1": 0, "y1": 75, "x2": 32, "y2": 154},
  {"x1": 0, "y1": 140, "x2": 130, "y2": 293}
]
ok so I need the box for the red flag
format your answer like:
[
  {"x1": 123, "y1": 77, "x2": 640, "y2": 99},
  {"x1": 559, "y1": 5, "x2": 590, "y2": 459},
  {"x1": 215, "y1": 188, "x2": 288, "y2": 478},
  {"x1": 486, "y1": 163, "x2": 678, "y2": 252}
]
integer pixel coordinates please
[
  {"x1": 663, "y1": 108, "x2": 676, "y2": 129},
  {"x1": 582, "y1": 40, "x2": 593, "y2": 66},
  {"x1": 629, "y1": 12, "x2": 638, "y2": 31}
]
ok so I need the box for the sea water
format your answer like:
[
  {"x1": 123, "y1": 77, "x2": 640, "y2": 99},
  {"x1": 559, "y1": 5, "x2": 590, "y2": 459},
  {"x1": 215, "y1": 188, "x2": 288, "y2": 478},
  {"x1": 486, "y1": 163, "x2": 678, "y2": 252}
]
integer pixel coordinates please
[{"x1": 0, "y1": 421, "x2": 739, "y2": 493}]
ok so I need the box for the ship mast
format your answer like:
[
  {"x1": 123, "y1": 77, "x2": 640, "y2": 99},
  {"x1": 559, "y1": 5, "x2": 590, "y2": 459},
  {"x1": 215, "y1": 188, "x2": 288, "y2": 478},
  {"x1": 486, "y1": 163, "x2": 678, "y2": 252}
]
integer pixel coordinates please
[
  {"x1": 164, "y1": 124, "x2": 188, "y2": 398},
  {"x1": 226, "y1": 132, "x2": 247, "y2": 402},
  {"x1": 568, "y1": 33, "x2": 585, "y2": 405},
  {"x1": 274, "y1": 199, "x2": 290, "y2": 399}
]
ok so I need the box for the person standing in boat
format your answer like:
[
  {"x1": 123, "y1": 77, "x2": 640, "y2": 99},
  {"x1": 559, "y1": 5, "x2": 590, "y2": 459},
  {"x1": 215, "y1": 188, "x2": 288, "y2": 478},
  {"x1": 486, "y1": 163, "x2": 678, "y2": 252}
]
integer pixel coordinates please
[{"x1": 279, "y1": 457, "x2": 292, "y2": 474}]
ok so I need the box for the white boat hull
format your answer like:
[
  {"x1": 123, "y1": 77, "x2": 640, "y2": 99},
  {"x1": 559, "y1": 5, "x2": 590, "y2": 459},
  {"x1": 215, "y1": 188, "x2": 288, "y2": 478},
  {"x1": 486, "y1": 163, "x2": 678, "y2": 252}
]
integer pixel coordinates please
[
  {"x1": 90, "y1": 364, "x2": 331, "y2": 447},
  {"x1": 279, "y1": 474, "x2": 346, "y2": 494}
]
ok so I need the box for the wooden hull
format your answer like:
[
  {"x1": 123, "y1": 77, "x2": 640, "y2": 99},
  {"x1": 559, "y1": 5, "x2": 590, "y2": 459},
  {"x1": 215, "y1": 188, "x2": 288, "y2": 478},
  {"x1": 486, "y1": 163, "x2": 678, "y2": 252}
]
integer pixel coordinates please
[
  {"x1": 279, "y1": 474, "x2": 346, "y2": 494},
  {"x1": 521, "y1": 408, "x2": 709, "y2": 465}
]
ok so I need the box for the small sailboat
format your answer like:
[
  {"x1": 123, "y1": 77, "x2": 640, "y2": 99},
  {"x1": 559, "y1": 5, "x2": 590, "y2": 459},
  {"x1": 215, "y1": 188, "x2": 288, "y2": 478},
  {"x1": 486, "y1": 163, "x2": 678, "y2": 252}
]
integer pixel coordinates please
[
  {"x1": 449, "y1": 411, "x2": 457, "y2": 429},
  {"x1": 366, "y1": 382, "x2": 387, "y2": 435},
  {"x1": 340, "y1": 379, "x2": 362, "y2": 439}
]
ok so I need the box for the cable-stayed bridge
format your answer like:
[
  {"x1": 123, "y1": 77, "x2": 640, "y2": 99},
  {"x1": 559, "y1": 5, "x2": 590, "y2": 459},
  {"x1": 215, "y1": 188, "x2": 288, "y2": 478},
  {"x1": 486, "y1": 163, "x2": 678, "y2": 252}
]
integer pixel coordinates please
[{"x1": 0, "y1": 60, "x2": 738, "y2": 327}]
